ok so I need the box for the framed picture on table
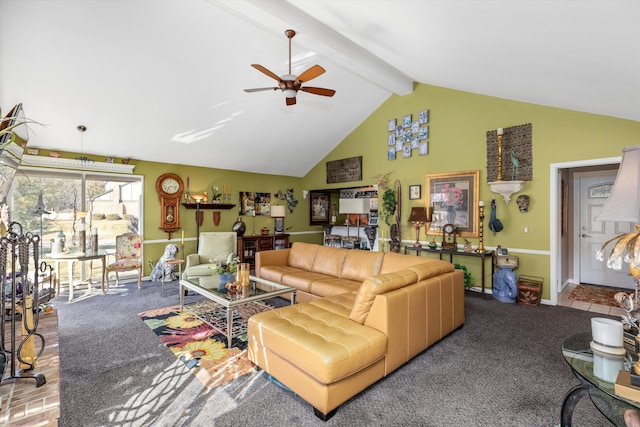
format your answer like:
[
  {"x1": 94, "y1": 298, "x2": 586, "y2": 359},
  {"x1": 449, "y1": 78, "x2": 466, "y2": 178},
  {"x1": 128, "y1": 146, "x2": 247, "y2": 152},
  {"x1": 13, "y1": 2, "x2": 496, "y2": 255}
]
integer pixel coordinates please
[{"x1": 425, "y1": 170, "x2": 479, "y2": 237}]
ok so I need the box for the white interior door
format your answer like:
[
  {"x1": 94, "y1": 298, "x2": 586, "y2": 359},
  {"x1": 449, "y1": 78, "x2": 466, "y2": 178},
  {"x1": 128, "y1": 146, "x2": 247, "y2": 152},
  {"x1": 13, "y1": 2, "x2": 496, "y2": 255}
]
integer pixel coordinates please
[{"x1": 578, "y1": 171, "x2": 634, "y2": 289}]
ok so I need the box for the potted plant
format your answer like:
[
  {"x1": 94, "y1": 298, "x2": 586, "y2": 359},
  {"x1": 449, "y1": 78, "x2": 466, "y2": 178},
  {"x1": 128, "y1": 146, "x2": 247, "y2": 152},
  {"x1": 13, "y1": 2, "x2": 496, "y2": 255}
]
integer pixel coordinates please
[
  {"x1": 209, "y1": 255, "x2": 240, "y2": 291},
  {"x1": 454, "y1": 263, "x2": 476, "y2": 289},
  {"x1": 381, "y1": 188, "x2": 397, "y2": 225}
]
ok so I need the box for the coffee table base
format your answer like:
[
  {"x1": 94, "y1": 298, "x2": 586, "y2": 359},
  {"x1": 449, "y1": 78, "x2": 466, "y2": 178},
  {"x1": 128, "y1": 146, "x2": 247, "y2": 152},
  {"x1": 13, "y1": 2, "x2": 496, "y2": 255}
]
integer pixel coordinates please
[{"x1": 182, "y1": 300, "x2": 274, "y2": 348}]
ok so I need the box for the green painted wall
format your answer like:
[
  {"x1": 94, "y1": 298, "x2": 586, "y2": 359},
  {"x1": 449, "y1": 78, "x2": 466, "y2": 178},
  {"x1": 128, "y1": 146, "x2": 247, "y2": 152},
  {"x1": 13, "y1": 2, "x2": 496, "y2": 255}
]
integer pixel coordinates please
[
  {"x1": 301, "y1": 83, "x2": 640, "y2": 300},
  {"x1": 40, "y1": 82, "x2": 640, "y2": 298}
]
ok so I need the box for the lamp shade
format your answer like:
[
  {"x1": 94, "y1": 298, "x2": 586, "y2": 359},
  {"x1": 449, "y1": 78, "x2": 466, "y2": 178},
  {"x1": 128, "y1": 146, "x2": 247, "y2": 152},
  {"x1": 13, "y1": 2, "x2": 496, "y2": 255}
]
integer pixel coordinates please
[
  {"x1": 339, "y1": 198, "x2": 369, "y2": 214},
  {"x1": 270, "y1": 205, "x2": 286, "y2": 218},
  {"x1": 408, "y1": 207, "x2": 428, "y2": 223},
  {"x1": 597, "y1": 145, "x2": 640, "y2": 223}
]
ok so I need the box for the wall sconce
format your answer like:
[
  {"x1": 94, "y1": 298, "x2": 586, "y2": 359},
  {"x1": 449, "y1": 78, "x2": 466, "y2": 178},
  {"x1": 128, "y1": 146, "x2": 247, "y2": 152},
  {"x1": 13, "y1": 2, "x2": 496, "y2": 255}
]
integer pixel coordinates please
[
  {"x1": 303, "y1": 190, "x2": 309, "y2": 199},
  {"x1": 408, "y1": 207, "x2": 428, "y2": 247},
  {"x1": 270, "y1": 205, "x2": 286, "y2": 234}
]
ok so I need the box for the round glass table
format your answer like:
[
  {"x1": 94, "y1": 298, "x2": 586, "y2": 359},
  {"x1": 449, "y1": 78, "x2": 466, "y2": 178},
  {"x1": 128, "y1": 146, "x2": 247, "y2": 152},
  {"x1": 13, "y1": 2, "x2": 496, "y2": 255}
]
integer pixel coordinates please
[{"x1": 562, "y1": 331, "x2": 640, "y2": 426}]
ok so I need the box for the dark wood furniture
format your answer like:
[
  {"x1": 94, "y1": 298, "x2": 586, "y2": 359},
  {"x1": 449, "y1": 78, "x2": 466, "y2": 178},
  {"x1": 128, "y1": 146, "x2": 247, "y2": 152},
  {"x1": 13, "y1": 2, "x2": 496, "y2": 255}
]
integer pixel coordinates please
[
  {"x1": 404, "y1": 246, "x2": 494, "y2": 299},
  {"x1": 238, "y1": 234, "x2": 290, "y2": 269}
]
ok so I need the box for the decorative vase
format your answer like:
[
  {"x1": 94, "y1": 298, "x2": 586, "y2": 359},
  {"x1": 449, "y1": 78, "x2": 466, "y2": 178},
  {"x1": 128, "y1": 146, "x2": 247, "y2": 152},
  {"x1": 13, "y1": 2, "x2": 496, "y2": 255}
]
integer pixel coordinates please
[
  {"x1": 213, "y1": 211, "x2": 221, "y2": 226},
  {"x1": 217, "y1": 273, "x2": 234, "y2": 291},
  {"x1": 232, "y1": 217, "x2": 246, "y2": 236},
  {"x1": 447, "y1": 205, "x2": 456, "y2": 224}
]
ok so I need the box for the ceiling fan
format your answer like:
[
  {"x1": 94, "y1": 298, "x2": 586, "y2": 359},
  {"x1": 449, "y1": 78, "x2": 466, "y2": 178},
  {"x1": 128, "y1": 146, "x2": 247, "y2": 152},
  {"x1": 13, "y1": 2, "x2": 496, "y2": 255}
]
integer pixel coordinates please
[{"x1": 244, "y1": 29, "x2": 336, "y2": 106}]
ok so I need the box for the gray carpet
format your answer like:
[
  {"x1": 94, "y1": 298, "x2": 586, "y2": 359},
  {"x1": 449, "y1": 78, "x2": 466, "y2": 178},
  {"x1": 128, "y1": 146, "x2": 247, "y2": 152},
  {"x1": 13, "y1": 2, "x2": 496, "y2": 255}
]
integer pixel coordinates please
[{"x1": 54, "y1": 280, "x2": 611, "y2": 426}]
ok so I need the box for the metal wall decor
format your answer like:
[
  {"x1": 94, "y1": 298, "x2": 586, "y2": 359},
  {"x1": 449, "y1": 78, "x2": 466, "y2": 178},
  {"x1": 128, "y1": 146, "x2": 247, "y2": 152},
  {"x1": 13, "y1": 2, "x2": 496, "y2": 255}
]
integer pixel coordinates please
[
  {"x1": 326, "y1": 156, "x2": 362, "y2": 184},
  {"x1": 387, "y1": 109, "x2": 429, "y2": 160},
  {"x1": 486, "y1": 123, "x2": 533, "y2": 182}
]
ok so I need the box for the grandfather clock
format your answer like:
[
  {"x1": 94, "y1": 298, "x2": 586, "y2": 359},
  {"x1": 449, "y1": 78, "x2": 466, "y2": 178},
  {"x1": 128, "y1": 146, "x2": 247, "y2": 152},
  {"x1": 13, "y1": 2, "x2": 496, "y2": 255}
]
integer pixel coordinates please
[{"x1": 155, "y1": 173, "x2": 184, "y2": 239}]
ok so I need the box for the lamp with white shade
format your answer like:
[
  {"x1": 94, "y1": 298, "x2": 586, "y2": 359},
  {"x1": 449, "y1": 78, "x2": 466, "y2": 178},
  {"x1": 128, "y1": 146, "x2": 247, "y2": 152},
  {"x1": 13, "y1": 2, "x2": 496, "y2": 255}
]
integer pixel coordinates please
[
  {"x1": 270, "y1": 205, "x2": 286, "y2": 234},
  {"x1": 595, "y1": 145, "x2": 640, "y2": 301},
  {"x1": 338, "y1": 198, "x2": 370, "y2": 243}
]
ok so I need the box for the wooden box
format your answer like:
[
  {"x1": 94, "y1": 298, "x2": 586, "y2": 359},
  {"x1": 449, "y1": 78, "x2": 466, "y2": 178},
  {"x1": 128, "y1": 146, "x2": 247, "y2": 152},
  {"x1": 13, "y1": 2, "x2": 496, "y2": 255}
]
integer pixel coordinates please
[{"x1": 517, "y1": 275, "x2": 543, "y2": 306}]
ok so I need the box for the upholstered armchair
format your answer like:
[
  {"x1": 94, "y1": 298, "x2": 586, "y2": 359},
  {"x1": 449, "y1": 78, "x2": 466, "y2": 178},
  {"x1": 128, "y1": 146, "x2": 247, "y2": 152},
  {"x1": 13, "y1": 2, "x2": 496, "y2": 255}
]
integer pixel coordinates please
[
  {"x1": 105, "y1": 233, "x2": 143, "y2": 289},
  {"x1": 184, "y1": 232, "x2": 237, "y2": 280}
]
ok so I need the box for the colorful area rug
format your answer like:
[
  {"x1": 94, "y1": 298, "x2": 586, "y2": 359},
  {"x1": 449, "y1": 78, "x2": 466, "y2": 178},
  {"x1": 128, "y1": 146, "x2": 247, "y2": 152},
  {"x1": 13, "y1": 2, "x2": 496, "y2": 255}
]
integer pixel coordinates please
[
  {"x1": 569, "y1": 284, "x2": 631, "y2": 307},
  {"x1": 139, "y1": 301, "x2": 272, "y2": 389}
]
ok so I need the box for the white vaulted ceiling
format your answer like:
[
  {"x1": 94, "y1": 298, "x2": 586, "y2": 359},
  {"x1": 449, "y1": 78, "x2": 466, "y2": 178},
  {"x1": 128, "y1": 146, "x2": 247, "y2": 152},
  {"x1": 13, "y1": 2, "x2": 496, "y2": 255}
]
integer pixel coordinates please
[{"x1": 1, "y1": 0, "x2": 638, "y2": 177}]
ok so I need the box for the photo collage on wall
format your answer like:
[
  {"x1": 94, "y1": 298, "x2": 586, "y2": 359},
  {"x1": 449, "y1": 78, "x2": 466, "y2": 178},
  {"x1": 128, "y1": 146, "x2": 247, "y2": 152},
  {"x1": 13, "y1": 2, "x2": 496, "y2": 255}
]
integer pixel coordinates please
[{"x1": 386, "y1": 109, "x2": 429, "y2": 160}]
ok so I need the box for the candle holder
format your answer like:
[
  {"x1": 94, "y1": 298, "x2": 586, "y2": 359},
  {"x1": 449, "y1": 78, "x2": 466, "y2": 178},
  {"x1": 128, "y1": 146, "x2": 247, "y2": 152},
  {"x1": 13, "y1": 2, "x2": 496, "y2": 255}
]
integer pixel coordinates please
[
  {"x1": 496, "y1": 130, "x2": 504, "y2": 182},
  {"x1": 475, "y1": 203, "x2": 486, "y2": 253}
]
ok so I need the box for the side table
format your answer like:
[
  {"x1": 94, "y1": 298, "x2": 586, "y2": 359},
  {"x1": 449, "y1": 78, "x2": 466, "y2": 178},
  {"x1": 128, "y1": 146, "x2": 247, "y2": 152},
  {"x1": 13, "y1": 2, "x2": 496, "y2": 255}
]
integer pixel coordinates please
[
  {"x1": 162, "y1": 259, "x2": 184, "y2": 296},
  {"x1": 404, "y1": 246, "x2": 494, "y2": 298},
  {"x1": 562, "y1": 331, "x2": 640, "y2": 426}
]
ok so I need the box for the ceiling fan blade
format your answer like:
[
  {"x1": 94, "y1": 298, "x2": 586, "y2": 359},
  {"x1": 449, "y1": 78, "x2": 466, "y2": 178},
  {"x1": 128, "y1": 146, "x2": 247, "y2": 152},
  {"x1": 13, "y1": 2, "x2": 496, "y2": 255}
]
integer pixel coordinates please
[
  {"x1": 250, "y1": 64, "x2": 282, "y2": 82},
  {"x1": 286, "y1": 96, "x2": 297, "y2": 106},
  {"x1": 296, "y1": 65, "x2": 325, "y2": 83},
  {"x1": 244, "y1": 87, "x2": 279, "y2": 93},
  {"x1": 300, "y1": 86, "x2": 336, "y2": 97}
]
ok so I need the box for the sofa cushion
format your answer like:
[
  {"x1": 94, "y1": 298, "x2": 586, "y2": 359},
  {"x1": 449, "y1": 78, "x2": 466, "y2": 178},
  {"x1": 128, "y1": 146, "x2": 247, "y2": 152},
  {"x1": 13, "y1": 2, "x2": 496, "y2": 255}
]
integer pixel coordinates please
[
  {"x1": 341, "y1": 250, "x2": 384, "y2": 282},
  {"x1": 308, "y1": 277, "x2": 361, "y2": 298},
  {"x1": 259, "y1": 265, "x2": 304, "y2": 284},
  {"x1": 185, "y1": 264, "x2": 212, "y2": 278},
  {"x1": 288, "y1": 242, "x2": 319, "y2": 271},
  {"x1": 379, "y1": 252, "x2": 429, "y2": 274},
  {"x1": 309, "y1": 292, "x2": 357, "y2": 318},
  {"x1": 280, "y1": 271, "x2": 331, "y2": 293},
  {"x1": 311, "y1": 246, "x2": 348, "y2": 277},
  {"x1": 249, "y1": 304, "x2": 387, "y2": 384}
]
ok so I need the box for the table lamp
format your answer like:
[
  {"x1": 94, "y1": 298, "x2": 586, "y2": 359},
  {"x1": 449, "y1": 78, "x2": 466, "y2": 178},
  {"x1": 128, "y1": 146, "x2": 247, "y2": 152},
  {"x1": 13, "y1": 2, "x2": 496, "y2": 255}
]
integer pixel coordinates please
[
  {"x1": 270, "y1": 205, "x2": 286, "y2": 234},
  {"x1": 408, "y1": 207, "x2": 428, "y2": 247},
  {"x1": 339, "y1": 198, "x2": 370, "y2": 240},
  {"x1": 595, "y1": 145, "x2": 640, "y2": 301}
]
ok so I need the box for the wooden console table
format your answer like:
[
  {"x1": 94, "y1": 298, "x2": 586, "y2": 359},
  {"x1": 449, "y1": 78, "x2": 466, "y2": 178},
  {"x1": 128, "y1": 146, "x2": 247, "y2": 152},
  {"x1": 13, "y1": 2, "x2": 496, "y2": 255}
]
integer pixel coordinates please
[{"x1": 404, "y1": 246, "x2": 495, "y2": 299}]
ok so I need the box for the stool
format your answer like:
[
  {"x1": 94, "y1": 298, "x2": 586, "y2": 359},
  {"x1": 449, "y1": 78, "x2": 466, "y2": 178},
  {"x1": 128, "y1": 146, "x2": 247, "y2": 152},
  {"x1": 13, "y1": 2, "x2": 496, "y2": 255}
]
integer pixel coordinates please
[
  {"x1": 162, "y1": 259, "x2": 184, "y2": 296},
  {"x1": 324, "y1": 235, "x2": 342, "y2": 248}
]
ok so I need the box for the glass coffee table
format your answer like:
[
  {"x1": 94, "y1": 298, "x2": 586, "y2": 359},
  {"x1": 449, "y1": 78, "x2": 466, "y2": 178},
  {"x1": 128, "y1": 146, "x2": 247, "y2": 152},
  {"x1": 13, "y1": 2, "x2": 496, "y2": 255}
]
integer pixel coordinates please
[
  {"x1": 562, "y1": 331, "x2": 640, "y2": 426},
  {"x1": 179, "y1": 275, "x2": 295, "y2": 348}
]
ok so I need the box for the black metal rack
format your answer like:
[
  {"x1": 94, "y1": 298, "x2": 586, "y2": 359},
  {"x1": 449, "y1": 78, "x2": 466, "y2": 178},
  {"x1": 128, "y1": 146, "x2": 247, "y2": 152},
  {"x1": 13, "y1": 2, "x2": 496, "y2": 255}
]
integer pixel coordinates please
[{"x1": 0, "y1": 222, "x2": 54, "y2": 387}]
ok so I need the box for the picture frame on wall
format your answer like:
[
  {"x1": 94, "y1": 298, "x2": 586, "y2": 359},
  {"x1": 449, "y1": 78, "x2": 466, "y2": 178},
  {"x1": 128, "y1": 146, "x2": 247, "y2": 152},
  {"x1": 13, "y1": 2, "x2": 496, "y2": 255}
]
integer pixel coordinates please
[
  {"x1": 425, "y1": 170, "x2": 479, "y2": 237},
  {"x1": 388, "y1": 118, "x2": 397, "y2": 132},
  {"x1": 409, "y1": 185, "x2": 421, "y2": 200},
  {"x1": 309, "y1": 191, "x2": 331, "y2": 225}
]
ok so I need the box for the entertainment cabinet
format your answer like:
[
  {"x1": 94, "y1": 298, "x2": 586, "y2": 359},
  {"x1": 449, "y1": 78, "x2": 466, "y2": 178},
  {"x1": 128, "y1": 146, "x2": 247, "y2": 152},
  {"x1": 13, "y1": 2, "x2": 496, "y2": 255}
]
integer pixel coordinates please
[{"x1": 238, "y1": 234, "x2": 290, "y2": 270}]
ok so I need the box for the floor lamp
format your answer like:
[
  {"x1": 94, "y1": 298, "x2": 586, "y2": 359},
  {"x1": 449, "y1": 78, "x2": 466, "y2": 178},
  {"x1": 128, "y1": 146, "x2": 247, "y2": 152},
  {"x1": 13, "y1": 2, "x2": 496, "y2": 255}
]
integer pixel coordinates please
[
  {"x1": 339, "y1": 198, "x2": 370, "y2": 247},
  {"x1": 34, "y1": 191, "x2": 50, "y2": 255},
  {"x1": 596, "y1": 145, "x2": 640, "y2": 302}
]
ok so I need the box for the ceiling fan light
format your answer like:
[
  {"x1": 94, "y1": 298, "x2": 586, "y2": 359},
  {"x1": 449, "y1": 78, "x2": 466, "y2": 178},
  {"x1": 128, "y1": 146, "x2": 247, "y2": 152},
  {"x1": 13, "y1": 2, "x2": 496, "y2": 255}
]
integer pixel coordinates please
[{"x1": 283, "y1": 89, "x2": 297, "y2": 98}]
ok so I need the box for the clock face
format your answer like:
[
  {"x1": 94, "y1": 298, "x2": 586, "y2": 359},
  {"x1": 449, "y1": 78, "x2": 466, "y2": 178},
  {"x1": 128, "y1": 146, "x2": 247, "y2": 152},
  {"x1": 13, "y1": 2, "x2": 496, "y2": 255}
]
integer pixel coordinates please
[
  {"x1": 443, "y1": 223, "x2": 455, "y2": 234},
  {"x1": 161, "y1": 178, "x2": 180, "y2": 194}
]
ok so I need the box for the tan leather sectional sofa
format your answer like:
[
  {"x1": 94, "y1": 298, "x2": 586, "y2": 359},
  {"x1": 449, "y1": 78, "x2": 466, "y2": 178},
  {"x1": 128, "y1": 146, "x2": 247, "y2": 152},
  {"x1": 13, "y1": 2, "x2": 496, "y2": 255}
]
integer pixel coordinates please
[{"x1": 248, "y1": 242, "x2": 465, "y2": 420}]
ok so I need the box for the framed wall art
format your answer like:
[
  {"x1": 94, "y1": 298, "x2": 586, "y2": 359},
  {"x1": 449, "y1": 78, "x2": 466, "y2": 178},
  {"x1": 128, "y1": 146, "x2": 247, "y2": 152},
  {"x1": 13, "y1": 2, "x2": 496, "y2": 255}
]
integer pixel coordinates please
[
  {"x1": 326, "y1": 156, "x2": 362, "y2": 183},
  {"x1": 425, "y1": 170, "x2": 479, "y2": 237},
  {"x1": 238, "y1": 192, "x2": 271, "y2": 216},
  {"x1": 309, "y1": 190, "x2": 331, "y2": 225},
  {"x1": 409, "y1": 185, "x2": 421, "y2": 200}
]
